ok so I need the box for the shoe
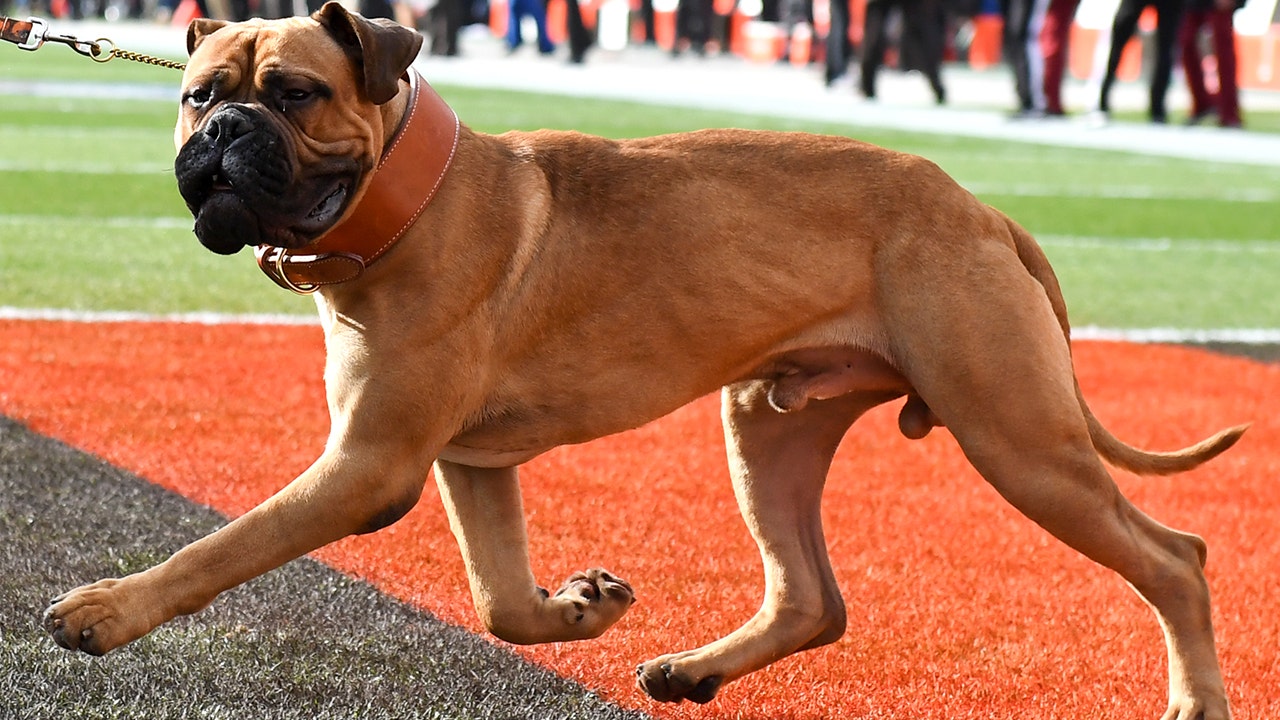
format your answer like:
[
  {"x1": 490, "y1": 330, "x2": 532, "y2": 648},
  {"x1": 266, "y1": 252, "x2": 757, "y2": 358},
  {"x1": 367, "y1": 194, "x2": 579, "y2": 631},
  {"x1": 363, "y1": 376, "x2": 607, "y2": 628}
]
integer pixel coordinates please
[{"x1": 1083, "y1": 109, "x2": 1109, "y2": 128}]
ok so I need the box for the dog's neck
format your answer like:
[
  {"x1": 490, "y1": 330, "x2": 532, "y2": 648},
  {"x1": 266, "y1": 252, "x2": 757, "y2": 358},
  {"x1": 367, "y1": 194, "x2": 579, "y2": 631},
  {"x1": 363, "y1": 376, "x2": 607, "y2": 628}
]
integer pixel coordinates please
[{"x1": 254, "y1": 70, "x2": 460, "y2": 294}]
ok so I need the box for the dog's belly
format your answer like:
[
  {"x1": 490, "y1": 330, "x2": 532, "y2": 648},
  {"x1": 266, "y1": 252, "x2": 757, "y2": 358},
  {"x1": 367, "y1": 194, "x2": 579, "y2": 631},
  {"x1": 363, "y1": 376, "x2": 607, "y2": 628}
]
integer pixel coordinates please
[{"x1": 439, "y1": 343, "x2": 909, "y2": 469}]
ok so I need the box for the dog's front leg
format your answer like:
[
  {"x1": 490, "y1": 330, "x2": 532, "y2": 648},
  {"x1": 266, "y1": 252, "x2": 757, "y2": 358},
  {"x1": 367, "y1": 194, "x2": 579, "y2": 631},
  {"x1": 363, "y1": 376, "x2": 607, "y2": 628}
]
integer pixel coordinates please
[
  {"x1": 43, "y1": 438, "x2": 434, "y2": 656},
  {"x1": 434, "y1": 459, "x2": 635, "y2": 644}
]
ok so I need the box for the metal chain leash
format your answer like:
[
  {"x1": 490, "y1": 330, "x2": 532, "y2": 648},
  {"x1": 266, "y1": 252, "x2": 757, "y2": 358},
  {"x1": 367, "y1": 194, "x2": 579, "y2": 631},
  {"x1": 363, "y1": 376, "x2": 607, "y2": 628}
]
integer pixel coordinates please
[
  {"x1": 1, "y1": 16, "x2": 186, "y2": 71},
  {"x1": 87, "y1": 39, "x2": 187, "y2": 70}
]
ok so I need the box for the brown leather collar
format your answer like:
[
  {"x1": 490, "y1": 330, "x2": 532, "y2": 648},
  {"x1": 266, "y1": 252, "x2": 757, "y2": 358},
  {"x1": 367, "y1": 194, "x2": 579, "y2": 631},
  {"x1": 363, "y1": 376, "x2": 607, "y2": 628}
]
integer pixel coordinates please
[{"x1": 255, "y1": 70, "x2": 460, "y2": 294}]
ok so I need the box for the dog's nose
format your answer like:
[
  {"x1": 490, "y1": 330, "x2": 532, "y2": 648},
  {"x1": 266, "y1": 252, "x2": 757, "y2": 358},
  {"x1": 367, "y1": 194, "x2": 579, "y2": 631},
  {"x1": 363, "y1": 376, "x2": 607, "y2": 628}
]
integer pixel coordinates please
[{"x1": 202, "y1": 108, "x2": 255, "y2": 144}]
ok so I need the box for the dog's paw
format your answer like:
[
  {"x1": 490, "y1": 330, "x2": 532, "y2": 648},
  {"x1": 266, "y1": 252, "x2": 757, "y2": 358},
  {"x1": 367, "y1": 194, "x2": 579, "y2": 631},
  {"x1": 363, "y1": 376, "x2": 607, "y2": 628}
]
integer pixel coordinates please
[
  {"x1": 543, "y1": 568, "x2": 635, "y2": 639},
  {"x1": 1161, "y1": 694, "x2": 1231, "y2": 720},
  {"x1": 636, "y1": 658, "x2": 724, "y2": 704},
  {"x1": 43, "y1": 577, "x2": 160, "y2": 656}
]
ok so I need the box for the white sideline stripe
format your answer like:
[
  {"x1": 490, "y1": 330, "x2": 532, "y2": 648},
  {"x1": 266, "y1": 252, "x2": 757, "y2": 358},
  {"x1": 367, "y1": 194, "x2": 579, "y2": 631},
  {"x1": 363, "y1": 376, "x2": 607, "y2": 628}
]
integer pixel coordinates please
[
  {"x1": 0, "y1": 161, "x2": 172, "y2": 175},
  {"x1": 1071, "y1": 326, "x2": 1280, "y2": 344},
  {"x1": 0, "y1": 307, "x2": 319, "y2": 326},
  {"x1": 0, "y1": 80, "x2": 178, "y2": 102},
  {"x1": 1037, "y1": 235, "x2": 1280, "y2": 253},
  {"x1": 2, "y1": 307, "x2": 1278, "y2": 344},
  {"x1": 963, "y1": 183, "x2": 1280, "y2": 204},
  {"x1": 0, "y1": 215, "x2": 191, "y2": 230}
]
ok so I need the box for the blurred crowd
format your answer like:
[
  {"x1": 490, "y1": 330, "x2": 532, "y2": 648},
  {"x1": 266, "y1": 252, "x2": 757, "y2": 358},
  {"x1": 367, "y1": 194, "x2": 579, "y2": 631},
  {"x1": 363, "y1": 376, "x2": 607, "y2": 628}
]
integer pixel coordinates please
[{"x1": 0, "y1": 0, "x2": 1258, "y2": 127}]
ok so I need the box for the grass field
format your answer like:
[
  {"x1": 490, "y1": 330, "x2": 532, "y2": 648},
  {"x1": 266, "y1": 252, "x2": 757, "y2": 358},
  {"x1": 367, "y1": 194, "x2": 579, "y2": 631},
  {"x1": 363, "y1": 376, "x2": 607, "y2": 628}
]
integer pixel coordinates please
[
  {"x1": 3, "y1": 39, "x2": 1280, "y2": 720},
  {"x1": 2, "y1": 47, "x2": 1279, "y2": 327}
]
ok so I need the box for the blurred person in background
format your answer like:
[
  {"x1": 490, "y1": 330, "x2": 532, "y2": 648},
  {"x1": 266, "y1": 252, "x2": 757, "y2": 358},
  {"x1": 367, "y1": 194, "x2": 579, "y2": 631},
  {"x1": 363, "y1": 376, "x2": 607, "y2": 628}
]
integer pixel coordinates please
[
  {"x1": 824, "y1": 0, "x2": 854, "y2": 86},
  {"x1": 778, "y1": 0, "x2": 813, "y2": 62},
  {"x1": 1039, "y1": 0, "x2": 1080, "y2": 116},
  {"x1": 1094, "y1": 0, "x2": 1187, "y2": 123},
  {"x1": 672, "y1": 0, "x2": 714, "y2": 55},
  {"x1": 563, "y1": 0, "x2": 593, "y2": 62},
  {"x1": 507, "y1": 0, "x2": 556, "y2": 54},
  {"x1": 859, "y1": 0, "x2": 948, "y2": 104},
  {"x1": 1180, "y1": 0, "x2": 1245, "y2": 127},
  {"x1": 1002, "y1": 0, "x2": 1050, "y2": 117},
  {"x1": 711, "y1": 0, "x2": 737, "y2": 54},
  {"x1": 403, "y1": 0, "x2": 467, "y2": 56},
  {"x1": 638, "y1": 0, "x2": 658, "y2": 43}
]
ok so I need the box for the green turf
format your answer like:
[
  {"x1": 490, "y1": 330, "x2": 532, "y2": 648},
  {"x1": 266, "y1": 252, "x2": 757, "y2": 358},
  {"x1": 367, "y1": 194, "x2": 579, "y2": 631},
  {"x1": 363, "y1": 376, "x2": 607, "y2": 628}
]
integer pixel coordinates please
[{"x1": 2, "y1": 46, "x2": 1278, "y2": 327}]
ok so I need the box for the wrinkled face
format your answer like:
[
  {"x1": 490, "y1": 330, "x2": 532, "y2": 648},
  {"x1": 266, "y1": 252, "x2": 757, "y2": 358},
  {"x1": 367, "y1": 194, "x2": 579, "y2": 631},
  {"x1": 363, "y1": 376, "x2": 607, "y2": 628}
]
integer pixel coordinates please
[{"x1": 174, "y1": 16, "x2": 385, "y2": 254}]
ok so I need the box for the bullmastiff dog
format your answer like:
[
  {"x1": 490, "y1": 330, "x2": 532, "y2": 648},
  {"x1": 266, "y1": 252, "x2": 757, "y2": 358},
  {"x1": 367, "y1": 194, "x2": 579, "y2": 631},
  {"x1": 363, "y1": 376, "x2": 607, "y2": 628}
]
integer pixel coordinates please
[{"x1": 43, "y1": 4, "x2": 1245, "y2": 716}]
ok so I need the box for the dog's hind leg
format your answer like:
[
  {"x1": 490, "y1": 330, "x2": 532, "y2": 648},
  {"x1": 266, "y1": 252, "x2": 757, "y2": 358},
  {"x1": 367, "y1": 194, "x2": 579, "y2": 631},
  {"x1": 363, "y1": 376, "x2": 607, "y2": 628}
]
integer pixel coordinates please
[
  {"x1": 434, "y1": 460, "x2": 636, "y2": 645},
  {"x1": 636, "y1": 382, "x2": 895, "y2": 704},
  {"x1": 879, "y1": 239, "x2": 1230, "y2": 720}
]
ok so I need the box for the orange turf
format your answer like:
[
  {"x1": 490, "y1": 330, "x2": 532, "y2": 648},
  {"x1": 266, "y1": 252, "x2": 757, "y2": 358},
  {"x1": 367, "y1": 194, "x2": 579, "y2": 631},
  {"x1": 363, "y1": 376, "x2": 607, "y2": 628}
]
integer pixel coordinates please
[{"x1": 2, "y1": 318, "x2": 1278, "y2": 719}]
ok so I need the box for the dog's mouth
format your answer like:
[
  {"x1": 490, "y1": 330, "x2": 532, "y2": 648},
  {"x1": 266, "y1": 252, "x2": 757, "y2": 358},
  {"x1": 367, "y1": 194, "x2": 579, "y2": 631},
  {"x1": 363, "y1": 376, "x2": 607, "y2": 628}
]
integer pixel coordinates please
[
  {"x1": 202, "y1": 171, "x2": 350, "y2": 231},
  {"x1": 210, "y1": 173, "x2": 233, "y2": 193},
  {"x1": 175, "y1": 105, "x2": 362, "y2": 255},
  {"x1": 180, "y1": 156, "x2": 357, "y2": 255},
  {"x1": 299, "y1": 180, "x2": 350, "y2": 231}
]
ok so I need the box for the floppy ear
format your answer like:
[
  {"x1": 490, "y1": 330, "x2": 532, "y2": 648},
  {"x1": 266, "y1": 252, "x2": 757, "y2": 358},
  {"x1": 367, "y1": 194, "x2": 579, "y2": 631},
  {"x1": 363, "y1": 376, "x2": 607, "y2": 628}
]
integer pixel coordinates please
[
  {"x1": 314, "y1": 1, "x2": 423, "y2": 105},
  {"x1": 186, "y1": 17, "x2": 229, "y2": 55}
]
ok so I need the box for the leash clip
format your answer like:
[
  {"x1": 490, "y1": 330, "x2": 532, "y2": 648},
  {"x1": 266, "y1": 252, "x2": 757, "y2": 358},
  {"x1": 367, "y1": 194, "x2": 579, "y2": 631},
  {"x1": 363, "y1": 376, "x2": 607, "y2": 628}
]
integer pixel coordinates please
[
  {"x1": 15, "y1": 16, "x2": 46, "y2": 50},
  {"x1": 10, "y1": 16, "x2": 104, "y2": 58}
]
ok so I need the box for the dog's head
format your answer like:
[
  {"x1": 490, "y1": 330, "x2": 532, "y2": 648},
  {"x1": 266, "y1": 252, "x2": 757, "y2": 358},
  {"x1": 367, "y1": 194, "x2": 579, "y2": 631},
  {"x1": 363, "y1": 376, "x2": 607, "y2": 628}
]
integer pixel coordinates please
[{"x1": 174, "y1": 2, "x2": 422, "y2": 254}]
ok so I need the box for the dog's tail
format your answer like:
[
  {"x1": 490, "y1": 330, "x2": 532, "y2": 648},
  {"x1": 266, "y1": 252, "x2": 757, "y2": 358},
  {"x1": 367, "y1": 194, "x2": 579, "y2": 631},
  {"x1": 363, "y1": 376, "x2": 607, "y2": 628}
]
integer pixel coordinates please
[{"x1": 1004, "y1": 213, "x2": 1249, "y2": 476}]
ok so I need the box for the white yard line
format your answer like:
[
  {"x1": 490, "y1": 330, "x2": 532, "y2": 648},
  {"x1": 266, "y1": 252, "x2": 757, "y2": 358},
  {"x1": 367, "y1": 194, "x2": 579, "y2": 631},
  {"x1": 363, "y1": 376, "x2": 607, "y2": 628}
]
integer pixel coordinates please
[
  {"x1": 962, "y1": 183, "x2": 1280, "y2": 203},
  {"x1": 1036, "y1": 235, "x2": 1280, "y2": 252},
  {"x1": 0, "y1": 161, "x2": 172, "y2": 175},
  {"x1": 0, "y1": 214, "x2": 190, "y2": 229}
]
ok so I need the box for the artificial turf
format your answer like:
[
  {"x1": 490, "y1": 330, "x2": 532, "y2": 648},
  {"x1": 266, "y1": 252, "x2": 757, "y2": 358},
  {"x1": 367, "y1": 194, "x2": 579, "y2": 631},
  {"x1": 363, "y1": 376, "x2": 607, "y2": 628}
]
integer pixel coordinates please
[
  {"x1": 0, "y1": 414, "x2": 651, "y2": 720},
  {"x1": 2, "y1": 318, "x2": 1279, "y2": 718}
]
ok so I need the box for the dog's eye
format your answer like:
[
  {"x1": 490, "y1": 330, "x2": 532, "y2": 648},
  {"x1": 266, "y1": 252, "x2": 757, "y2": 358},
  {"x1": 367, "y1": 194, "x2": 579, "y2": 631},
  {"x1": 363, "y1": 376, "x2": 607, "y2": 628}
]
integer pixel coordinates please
[
  {"x1": 278, "y1": 88, "x2": 315, "y2": 111},
  {"x1": 184, "y1": 87, "x2": 213, "y2": 108}
]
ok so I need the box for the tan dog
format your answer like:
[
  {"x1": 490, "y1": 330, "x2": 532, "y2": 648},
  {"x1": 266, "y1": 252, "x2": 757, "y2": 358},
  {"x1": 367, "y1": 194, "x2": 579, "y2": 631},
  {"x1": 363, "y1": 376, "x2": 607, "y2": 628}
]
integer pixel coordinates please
[{"x1": 43, "y1": 5, "x2": 1245, "y2": 717}]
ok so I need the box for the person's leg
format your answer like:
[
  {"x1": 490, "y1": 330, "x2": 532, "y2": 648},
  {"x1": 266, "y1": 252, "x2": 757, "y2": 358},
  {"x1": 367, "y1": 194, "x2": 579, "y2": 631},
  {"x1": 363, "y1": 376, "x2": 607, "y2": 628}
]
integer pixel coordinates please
[
  {"x1": 1003, "y1": 0, "x2": 1035, "y2": 110},
  {"x1": 1210, "y1": 7, "x2": 1241, "y2": 126},
  {"x1": 825, "y1": 0, "x2": 851, "y2": 85},
  {"x1": 1024, "y1": 0, "x2": 1051, "y2": 110},
  {"x1": 1039, "y1": 0, "x2": 1078, "y2": 114},
  {"x1": 859, "y1": 0, "x2": 890, "y2": 98},
  {"x1": 1148, "y1": 0, "x2": 1186, "y2": 122},
  {"x1": 1180, "y1": 8, "x2": 1212, "y2": 120},
  {"x1": 506, "y1": 0, "x2": 525, "y2": 50},
  {"x1": 907, "y1": 0, "x2": 948, "y2": 104},
  {"x1": 565, "y1": 0, "x2": 591, "y2": 62},
  {"x1": 1098, "y1": 0, "x2": 1143, "y2": 114},
  {"x1": 531, "y1": 0, "x2": 555, "y2": 54}
]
